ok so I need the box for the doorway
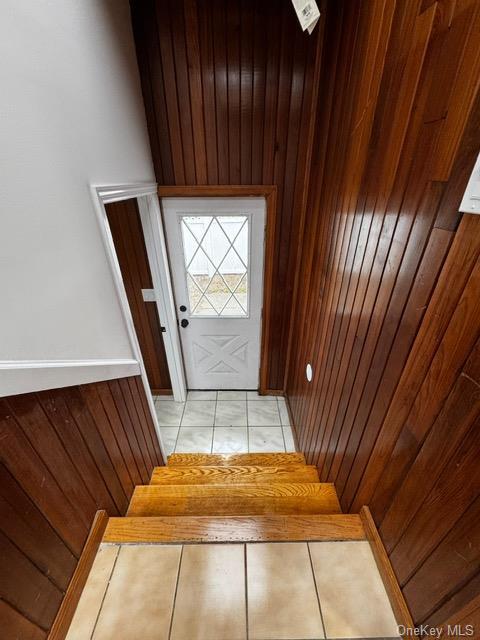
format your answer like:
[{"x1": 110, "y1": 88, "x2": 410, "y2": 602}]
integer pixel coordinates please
[{"x1": 162, "y1": 197, "x2": 266, "y2": 390}]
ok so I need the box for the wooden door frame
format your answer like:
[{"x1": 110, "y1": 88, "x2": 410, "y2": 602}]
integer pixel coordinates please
[{"x1": 158, "y1": 185, "x2": 277, "y2": 395}]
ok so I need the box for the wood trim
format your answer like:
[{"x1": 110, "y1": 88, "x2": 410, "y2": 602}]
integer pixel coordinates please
[
  {"x1": 360, "y1": 506, "x2": 414, "y2": 636},
  {"x1": 158, "y1": 185, "x2": 276, "y2": 198},
  {"x1": 151, "y1": 388, "x2": 172, "y2": 395},
  {"x1": 157, "y1": 184, "x2": 278, "y2": 394},
  {"x1": 48, "y1": 510, "x2": 109, "y2": 640}
]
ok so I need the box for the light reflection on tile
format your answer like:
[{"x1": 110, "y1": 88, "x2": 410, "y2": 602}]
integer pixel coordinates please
[
  {"x1": 155, "y1": 401, "x2": 185, "y2": 426},
  {"x1": 309, "y1": 541, "x2": 399, "y2": 639},
  {"x1": 93, "y1": 545, "x2": 181, "y2": 640},
  {"x1": 213, "y1": 427, "x2": 248, "y2": 453},
  {"x1": 170, "y1": 544, "x2": 246, "y2": 640},
  {"x1": 175, "y1": 427, "x2": 213, "y2": 453},
  {"x1": 247, "y1": 542, "x2": 324, "y2": 639},
  {"x1": 181, "y1": 401, "x2": 216, "y2": 426},
  {"x1": 247, "y1": 401, "x2": 281, "y2": 426},
  {"x1": 215, "y1": 401, "x2": 247, "y2": 426}
]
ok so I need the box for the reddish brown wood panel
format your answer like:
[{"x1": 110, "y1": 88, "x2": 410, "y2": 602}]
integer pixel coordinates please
[
  {"x1": 130, "y1": 0, "x2": 323, "y2": 390},
  {"x1": 285, "y1": 0, "x2": 480, "y2": 628},
  {"x1": 0, "y1": 376, "x2": 162, "y2": 636},
  {"x1": 105, "y1": 199, "x2": 171, "y2": 393}
]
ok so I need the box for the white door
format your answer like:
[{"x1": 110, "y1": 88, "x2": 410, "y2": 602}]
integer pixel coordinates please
[{"x1": 162, "y1": 197, "x2": 265, "y2": 390}]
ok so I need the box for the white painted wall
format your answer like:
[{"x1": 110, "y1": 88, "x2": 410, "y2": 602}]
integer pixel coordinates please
[{"x1": 0, "y1": 0, "x2": 156, "y2": 395}]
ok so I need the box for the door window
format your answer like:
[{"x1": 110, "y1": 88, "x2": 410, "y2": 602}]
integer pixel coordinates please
[{"x1": 180, "y1": 215, "x2": 249, "y2": 317}]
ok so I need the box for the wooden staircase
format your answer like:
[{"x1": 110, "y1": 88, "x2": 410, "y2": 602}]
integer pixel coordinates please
[
  {"x1": 51, "y1": 452, "x2": 413, "y2": 640},
  {"x1": 104, "y1": 452, "x2": 366, "y2": 543}
]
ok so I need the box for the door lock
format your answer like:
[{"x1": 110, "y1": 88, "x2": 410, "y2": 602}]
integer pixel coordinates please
[
  {"x1": 179, "y1": 304, "x2": 187, "y2": 312},
  {"x1": 180, "y1": 319, "x2": 189, "y2": 328}
]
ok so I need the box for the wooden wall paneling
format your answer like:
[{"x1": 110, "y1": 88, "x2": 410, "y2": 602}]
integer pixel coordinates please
[
  {"x1": 402, "y1": 495, "x2": 480, "y2": 623},
  {"x1": 387, "y1": 407, "x2": 480, "y2": 587},
  {"x1": 184, "y1": 0, "x2": 207, "y2": 184},
  {"x1": 285, "y1": 1, "x2": 343, "y2": 425},
  {"x1": 118, "y1": 377, "x2": 155, "y2": 474},
  {"x1": 0, "y1": 465, "x2": 77, "y2": 591},
  {"x1": 132, "y1": 375, "x2": 163, "y2": 462},
  {"x1": 212, "y1": 0, "x2": 229, "y2": 185},
  {"x1": 45, "y1": 387, "x2": 128, "y2": 515},
  {"x1": 292, "y1": 1, "x2": 360, "y2": 445},
  {"x1": 424, "y1": 573, "x2": 480, "y2": 630},
  {"x1": 366, "y1": 242, "x2": 480, "y2": 520},
  {"x1": 130, "y1": 0, "x2": 323, "y2": 390},
  {"x1": 6, "y1": 394, "x2": 98, "y2": 529},
  {"x1": 37, "y1": 391, "x2": 118, "y2": 516},
  {"x1": 0, "y1": 530, "x2": 63, "y2": 630},
  {"x1": 353, "y1": 215, "x2": 480, "y2": 514},
  {"x1": 301, "y1": 0, "x2": 393, "y2": 460},
  {"x1": 0, "y1": 400, "x2": 89, "y2": 555},
  {"x1": 0, "y1": 600, "x2": 47, "y2": 640},
  {"x1": 0, "y1": 376, "x2": 160, "y2": 637},
  {"x1": 378, "y1": 340, "x2": 480, "y2": 550},
  {"x1": 155, "y1": 0, "x2": 187, "y2": 184},
  {"x1": 317, "y1": 3, "x2": 438, "y2": 495},
  {"x1": 80, "y1": 382, "x2": 137, "y2": 497},
  {"x1": 284, "y1": 0, "x2": 480, "y2": 628}
]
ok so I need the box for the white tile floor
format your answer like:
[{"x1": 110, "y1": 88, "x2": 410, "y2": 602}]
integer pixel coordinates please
[
  {"x1": 67, "y1": 541, "x2": 401, "y2": 640},
  {"x1": 153, "y1": 391, "x2": 295, "y2": 456}
]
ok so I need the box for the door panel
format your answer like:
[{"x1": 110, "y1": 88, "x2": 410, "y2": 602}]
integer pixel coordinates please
[
  {"x1": 162, "y1": 198, "x2": 265, "y2": 389},
  {"x1": 106, "y1": 199, "x2": 171, "y2": 393}
]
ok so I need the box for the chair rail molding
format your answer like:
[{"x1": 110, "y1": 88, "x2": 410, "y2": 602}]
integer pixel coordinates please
[{"x1": 0, "y1": 359, "x2": 141, "y2": 397}]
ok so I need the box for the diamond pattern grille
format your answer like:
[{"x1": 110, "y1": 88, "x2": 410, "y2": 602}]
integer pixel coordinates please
[{"x1": 180, "y1": 215, "x2": 249, "y2": 317}]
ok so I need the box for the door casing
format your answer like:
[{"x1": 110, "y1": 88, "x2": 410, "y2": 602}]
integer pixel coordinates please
[{"x1": 158, "y1": 185, "x2": 278, "y2": 395}]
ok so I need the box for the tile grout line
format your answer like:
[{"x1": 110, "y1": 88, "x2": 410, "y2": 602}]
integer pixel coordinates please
[
  {"x1": 211, "y1": 391, "x2": 218, "y2": 453},
  {"x1": 307, "y1": 542, "x2": 328, "y2": 640},
  {"x1": 89, "y1": 544, "x2": 121, "y2": 640},
  {"x1": 167, "y1": 544, "x2": 184, "y2": 640},
  {"x1": 172, "y1": 399, "x2": 187, "y2": 453},
  {"x1": 244, "y1": 543, "x2": 249, "y2": 640},
  {"x1": 278, "y1": 398, "x2": 287, "y2": 453}
]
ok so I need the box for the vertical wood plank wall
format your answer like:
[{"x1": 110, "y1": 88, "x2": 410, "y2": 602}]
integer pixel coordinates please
[
  {"x1": 130, "y1": 0, "x2": 323, "y2": 390},
  {"x1": 286, "y1": 0, "x2": 480, "y2": 627},
  {"x1": 0, "y1": 377, "x2": 162, "y2": 637},
  {"x1": 106, "y1": 199, "x2": 171, "y2": 393}
]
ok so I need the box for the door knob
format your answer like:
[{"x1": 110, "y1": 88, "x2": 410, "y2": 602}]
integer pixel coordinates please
[
  {"x1": 179, "y1": 305, "x2": 187, "y2": 312},
  {"x1": 180, "y1": 319, "x2": 189, "y2": 328}
]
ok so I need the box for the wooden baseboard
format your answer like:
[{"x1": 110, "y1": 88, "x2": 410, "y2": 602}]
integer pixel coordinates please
[
  {"x1": 360, "y1": 506, "x2": 414, "y2": 636},
  {"x1": 48, "y1": 510, "x2": 109, "y2": 640},
  {"x1": 151, "y1": 388, "x2": 172, "y2": 395}
]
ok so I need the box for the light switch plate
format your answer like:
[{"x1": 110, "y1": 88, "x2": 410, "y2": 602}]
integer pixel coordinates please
[
  {"x1": 142, "y1": 288, "x2": 156, "y2": 302},
  {"x1": 460, "y1": 152, "x2": 480, "y2": 214}
]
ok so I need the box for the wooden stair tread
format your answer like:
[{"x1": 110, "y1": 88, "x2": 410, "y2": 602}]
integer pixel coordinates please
[
  {"x1": 103, "y1": 514, "x2": 365, "y2": 543},
  {"x1": 127, "y1": 483, "x2": 341, "y2": 516},
  {"x1": 167, "y1": 452, "x2": 306, "y2": 466},
  {"x1": 150, "y1": 465, "x2": 318, "y2": 485}
]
